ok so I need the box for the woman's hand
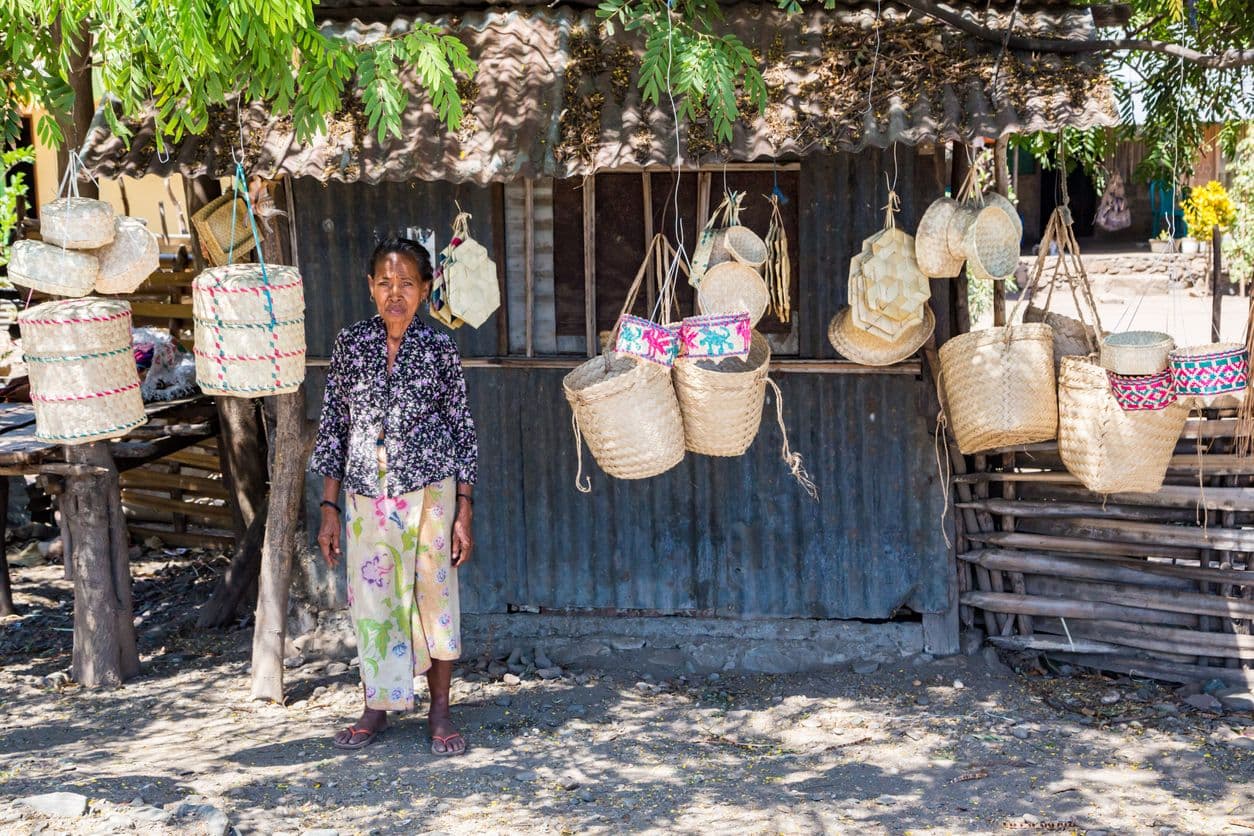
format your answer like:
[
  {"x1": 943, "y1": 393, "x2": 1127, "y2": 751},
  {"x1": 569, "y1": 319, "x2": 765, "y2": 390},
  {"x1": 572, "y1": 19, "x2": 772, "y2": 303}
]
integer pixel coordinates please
[
  {"x1": 451, "y1": 499, "x2": 474, "y2": 568},
  {"x1": 318, "y1": 506, "x2": 342, "y2": 567}
]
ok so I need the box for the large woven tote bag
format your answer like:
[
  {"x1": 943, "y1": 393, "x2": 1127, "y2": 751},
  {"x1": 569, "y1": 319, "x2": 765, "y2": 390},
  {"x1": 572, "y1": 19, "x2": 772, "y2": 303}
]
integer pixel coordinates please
[
  {"x1": 563, "y1": 237, "x2": 686, "y2": 490},
  {"x1": 1058, "y1": 356, "x2": 1187, "y2": 494},
  {"x1": 939, "y1": 322, "x2": 1057, "y2": 454},
  {"x1": 674, "y1": 331, "x2": 770, "y2": 456}
]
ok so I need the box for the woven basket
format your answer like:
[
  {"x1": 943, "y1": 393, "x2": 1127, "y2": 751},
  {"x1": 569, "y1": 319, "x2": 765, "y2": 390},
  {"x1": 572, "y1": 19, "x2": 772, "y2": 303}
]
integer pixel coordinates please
[
  {"x1": 191, "y1": 194, "x2": 259, "y2": 267},
  {"x1": 828, "y1": 305, "x2": 935, "y2": 367},
  {"x1": 564, "y1": 353, "x2": 686, "y2": 480},
  {"x1": 8, "y1": 239, "x2": 99, "y2": 298},
  {"x1": 698, "y1": 262, "x2": 770, "y2": 327},
  {"x1": 1169, "y1": 343, "x2": 1249, "y2": 407},
  {"x1": 1024, "y1": 305, "x2": 1098, "y2": 371},
  {"x1": 674, "y1": 331, "x2": 770, "y2": 456},
  {"x1": 710, "y1": 225, "x2": 768, "y2": 269},
  {"x1": 18, "y1": 299, "x2": 145, "y2": 444},
  {"x1": 94, "y1": 217, "x2": 161, "y2": 295},
  {"x1": 983, "y1": 191, "x2": 1023, "y2": 239},
  {"x1": 193, "y1": 263, "x2": 306, "y2": 397},
  {"x1": 939, "y1": 323, "x2": 1058, "y2": 454},
  {"x1": 962, "y1": 205, "x2": 1020, "y2": 280},
  {"x1": 1100, "y1": 331, "x2": 1174, "y2": 376},
  {"x1": 1058, "y1": 356, "x2": 1187, "y2": 494},
  {"x1": 915, "y1": 197, "x2": 963, "y2": 278},
  {"x1": 40, "y1": 197, "x2": 116, "y2": 249},
  {"x1": 1108, "y1": 369, "x2": 1177, "y2": 411}
]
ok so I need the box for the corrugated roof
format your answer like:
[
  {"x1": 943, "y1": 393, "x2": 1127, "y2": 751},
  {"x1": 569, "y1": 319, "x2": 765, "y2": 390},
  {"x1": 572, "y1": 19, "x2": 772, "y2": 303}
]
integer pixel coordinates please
[{"x1": 81, "y1": 2, "x2": 1115, "y2": 185}]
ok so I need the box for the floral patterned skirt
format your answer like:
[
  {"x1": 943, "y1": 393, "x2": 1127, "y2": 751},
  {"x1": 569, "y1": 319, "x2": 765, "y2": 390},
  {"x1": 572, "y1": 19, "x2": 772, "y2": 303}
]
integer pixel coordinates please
[{"x1": 345, "y1": 474, "x2": 460, "y2": 711}]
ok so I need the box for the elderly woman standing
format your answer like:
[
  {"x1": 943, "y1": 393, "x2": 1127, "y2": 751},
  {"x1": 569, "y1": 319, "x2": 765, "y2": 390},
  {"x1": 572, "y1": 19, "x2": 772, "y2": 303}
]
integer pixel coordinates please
[{"x1": 310, "y1": 236, "x2": 478, "y2": 755}]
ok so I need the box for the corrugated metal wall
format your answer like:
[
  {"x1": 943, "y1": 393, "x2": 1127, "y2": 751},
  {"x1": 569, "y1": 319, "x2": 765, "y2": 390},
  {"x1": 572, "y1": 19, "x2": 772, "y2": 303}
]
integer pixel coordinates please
[{"x1": 293, "y1": 148, "x2": 952, "y2": 619}]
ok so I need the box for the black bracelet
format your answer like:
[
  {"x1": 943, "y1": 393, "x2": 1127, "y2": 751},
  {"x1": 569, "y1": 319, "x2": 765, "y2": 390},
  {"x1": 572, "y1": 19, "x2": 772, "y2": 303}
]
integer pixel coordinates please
[
  {"x1": 456, "y1": 494, "x2": 474, "y2": 506},
  {"x1": 320, "y1": 500, "x2": 342, "y2": 514}
]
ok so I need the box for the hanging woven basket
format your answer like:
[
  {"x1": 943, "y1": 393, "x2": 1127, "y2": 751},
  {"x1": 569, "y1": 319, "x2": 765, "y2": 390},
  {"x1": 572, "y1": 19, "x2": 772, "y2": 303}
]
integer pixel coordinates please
[
  {"x1": 673, "y1": 331, "x2": 770, "y2": 456},
  {"x1": 8, "y1": 239, "x2": 99, "y2": 298},
  {"x1": 915, "y1": 197, "x2": 963, "y2": 278},
  {"x1": 962, "y1": 205, "x2": 1020, "y2": 280},
  {"x1": 1100, "y1": 331, "x2": 1175, "y2": 376},
  {"x1": 93, "y1": 217, "x2": 161, "y2": 295},
  {"x1": 18, "y1": 299, "x2": 146, "y2": 444},
  {"x1": 939, "y1": 323, "x2": 1058, "y2": 454},
  {"x1": 1058, "y1": 356, "x2": 1187, "y2": 494},
  {"x1": 193, "y1": 263, "x2": 306, "y2": 397},
  {"x1": 191, "y1": 194, "x2": 259, "y2": 267},
  {"x1": 1169, "y1": 343, "x2": 1249, "y2": 408},
  {"x1": 709, "y1": 225, "x2": 768, "y2": 270},
  {"x1": 40, "y1": 197, "x2": 116, "y2": 249},
  {"x1": 698, "y1": 262, "x2": 770, "y2": 327}
]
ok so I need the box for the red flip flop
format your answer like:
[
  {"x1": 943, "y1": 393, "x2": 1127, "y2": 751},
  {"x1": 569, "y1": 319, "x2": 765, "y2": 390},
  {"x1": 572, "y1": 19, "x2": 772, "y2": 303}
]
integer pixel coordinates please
[
  {"x1": 333, "y1": 724, "x2": 384, "y2": 750},
  {"x1": 430, "y1": 732, "x2": 467, "y2": 756}
]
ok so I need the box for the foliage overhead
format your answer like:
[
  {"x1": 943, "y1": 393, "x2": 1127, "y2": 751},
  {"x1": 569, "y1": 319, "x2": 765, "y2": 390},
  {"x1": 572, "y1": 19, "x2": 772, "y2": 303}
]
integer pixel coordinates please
[{"x1": 0, "y1": 0, "x2": 475, "y2": 152}]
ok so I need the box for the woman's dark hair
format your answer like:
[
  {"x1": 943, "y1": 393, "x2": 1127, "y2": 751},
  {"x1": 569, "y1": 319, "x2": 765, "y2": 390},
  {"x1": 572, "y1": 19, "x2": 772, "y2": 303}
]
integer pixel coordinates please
[{"x1": 369, "y1": 236, "x2": 434, "y2": 282}]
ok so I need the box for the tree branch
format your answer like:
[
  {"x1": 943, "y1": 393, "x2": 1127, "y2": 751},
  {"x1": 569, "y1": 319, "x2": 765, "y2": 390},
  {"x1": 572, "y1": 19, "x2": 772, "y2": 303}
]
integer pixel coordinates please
[{"x1": 895, "y1": 0, "x2": 1254, "y2": 69}]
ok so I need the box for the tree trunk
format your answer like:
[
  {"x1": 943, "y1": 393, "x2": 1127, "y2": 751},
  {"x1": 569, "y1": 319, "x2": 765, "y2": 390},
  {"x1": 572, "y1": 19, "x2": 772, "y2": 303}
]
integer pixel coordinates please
[
  {"x1": 250, "y1": 387, "x2": 309, "y2": 702},
  {"x1": 0, "y1": 478, "x2": 13, "y2": 617},
  {"x1": 196, "y1": 503, "x2": 270, "y2": 629},
  {"x1": 216, "y1": 398, "x2": 268, "y2": 540},
  {"x1": 65, "y1": 443, "x2": 138, "y2": 687}
]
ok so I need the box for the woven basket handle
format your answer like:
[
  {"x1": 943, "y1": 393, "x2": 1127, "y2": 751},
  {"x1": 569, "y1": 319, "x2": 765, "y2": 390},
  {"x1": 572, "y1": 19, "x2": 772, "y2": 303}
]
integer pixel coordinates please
[
  {"x1": 1013, "y1": 205, "x2": 1104, "y2": 349},
  {"x1": 607, "y1": 233, "x2": 677, "y2": 352}
]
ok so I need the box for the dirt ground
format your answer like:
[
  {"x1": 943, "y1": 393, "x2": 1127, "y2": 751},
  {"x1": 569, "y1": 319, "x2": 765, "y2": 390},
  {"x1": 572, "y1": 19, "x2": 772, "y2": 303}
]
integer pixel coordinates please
[{"x1": 1, "y1": 550, "x2": 1252, "y2": 836}]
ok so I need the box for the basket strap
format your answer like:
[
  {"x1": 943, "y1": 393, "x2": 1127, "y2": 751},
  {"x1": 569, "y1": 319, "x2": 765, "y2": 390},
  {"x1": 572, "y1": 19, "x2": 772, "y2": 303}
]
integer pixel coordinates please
[
  {"x1": 610, "y1": 233, "x2": 675, "y2": 349},
  {"x1": 766, "y1": 377, "x2": 818, "y2": 500}
]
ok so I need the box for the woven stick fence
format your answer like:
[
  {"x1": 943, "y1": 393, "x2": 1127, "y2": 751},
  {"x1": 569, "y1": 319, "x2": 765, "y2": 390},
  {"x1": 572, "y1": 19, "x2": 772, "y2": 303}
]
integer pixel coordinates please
[{"x1": 950, "y1": 414, "x2": 1254, "y2": 686}]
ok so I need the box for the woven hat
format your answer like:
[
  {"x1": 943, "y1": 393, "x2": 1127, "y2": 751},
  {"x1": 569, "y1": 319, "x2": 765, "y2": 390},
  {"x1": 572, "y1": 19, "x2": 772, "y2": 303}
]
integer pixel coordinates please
[
  {"x1": 8, "y1": 239, "x2": 99, "y2": 298},
  {"x1": 191, "y1": 194, "x2": 259, "y2": 267},
  {"x1": 915, "y1": 197, "x2": 963, "y2": 278},
  {"x1": 94, "y1": 217, "x2": 161, "y2": 295},
  {"x1": 698, "y1": 261, "x2": 769, "y2": 326},
  {"x1": 963, "y1": 205, "x2": 1020, "y2": 280},
  {"x1": 41, "y1": 197, "x2": 116, "y2": 249},
  {"x1": 828, "y1": 304, "x2": 935, "y2": 366},
  {"x1": 983, "y1": 191, "x2": 1023, "y2": 239}
]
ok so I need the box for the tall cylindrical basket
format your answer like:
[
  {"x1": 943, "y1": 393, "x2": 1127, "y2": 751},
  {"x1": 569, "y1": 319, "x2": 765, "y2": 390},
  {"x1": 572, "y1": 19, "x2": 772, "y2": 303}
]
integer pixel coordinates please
[
  {"x1": 18, "y1": 299, "x2": 145, "y2": 444},
  {"x1": 673, "y1": 331, "x2": 771, "y2": 456},
  {"x1": 193, "y1": 263, "x2": 306, "y2": 397}
]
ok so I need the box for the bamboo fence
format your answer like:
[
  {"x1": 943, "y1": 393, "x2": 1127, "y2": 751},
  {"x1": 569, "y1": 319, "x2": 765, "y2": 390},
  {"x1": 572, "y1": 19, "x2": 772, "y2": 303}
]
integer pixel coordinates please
[{"x1": 952, "y1": 415, "x2": 1254, "y2": 687}]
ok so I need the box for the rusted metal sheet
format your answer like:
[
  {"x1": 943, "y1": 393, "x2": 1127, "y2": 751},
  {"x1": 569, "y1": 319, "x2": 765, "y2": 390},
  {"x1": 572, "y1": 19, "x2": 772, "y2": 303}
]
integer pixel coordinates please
[{"x1": 81, "y1": 3, "x2": 1113, "y2": 185}]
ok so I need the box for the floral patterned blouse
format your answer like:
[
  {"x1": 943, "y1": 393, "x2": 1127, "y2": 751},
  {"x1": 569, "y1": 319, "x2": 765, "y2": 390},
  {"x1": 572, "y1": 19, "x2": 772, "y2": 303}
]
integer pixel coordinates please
[{"x1": 310, "y1": 315, "x2": 478, "y2": 498}]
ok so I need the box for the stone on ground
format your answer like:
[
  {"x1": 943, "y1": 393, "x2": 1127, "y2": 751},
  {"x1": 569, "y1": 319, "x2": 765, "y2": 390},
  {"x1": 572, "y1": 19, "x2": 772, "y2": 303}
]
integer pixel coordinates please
[{"x1": 19, "y1": 792, "x2": 88, "y2": 817}]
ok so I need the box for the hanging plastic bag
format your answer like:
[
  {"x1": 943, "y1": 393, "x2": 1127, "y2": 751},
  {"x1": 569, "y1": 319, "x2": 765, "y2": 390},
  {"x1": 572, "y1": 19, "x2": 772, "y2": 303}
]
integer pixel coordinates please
[{"x1": 1095, "y1": 172, "x2": 1132, "y2": 232}]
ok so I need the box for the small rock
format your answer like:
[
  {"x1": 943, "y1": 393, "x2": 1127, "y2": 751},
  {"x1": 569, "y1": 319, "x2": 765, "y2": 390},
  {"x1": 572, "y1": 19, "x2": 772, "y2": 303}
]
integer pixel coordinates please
[
  {"x1": 1058, "y1": 664, "x2": 1075, "y2": 677},
  {"x1": 20, "y1": 792, "x2": 89, "y2": 817},
  {"x1": 503, "y1": 673, "x2": 522, "y2": 686},
  {"x1": 1100, "y1": 691, "x2": 1121, "y2": 705},
  {"x1": 1216, "y1": 689, "x2": 1254, "y2": 712},
  {"x1": 1203, "y1": 678, "x2": 1228, "y2": 695},
  {"x1": 495, "y1": 696, "x2": 512, "y2": 707},
  {"x1": 915, "y1": 696, "x2": 931, "y2": 707},
  {"x1": 1175, "y1": 682, "x2": 1203, "y2": 699},
  {"x1": 706, "y1": 673, "x2": 720, "y2": 683},
  {"x1": 1154, "y1": 702, "x2": 1179, "y2": 715},
  {"x1": 514, "y1": 771, "x2": 537, "y2": 782},
  {"x1": 1227, "y1": 736, "x2": 1254, "y2": 751},
  {"x1": 301, "y1": 830, "x2": 340, "y2": 836},
  {"x1": 1022, "y1": 813, "x2": 1040, "y2": 825},
  {"x1": 506, "y1": 647, "x2": 524, "y2": 667},
  {"x1": 170, "y1": 802, "x2": 229, "y2": 836},
  {"x1": 1012, "y1": 726, "x2": 1031, "y2": 740},
  {"x1": 283, "y1": 655, "x2": 306, "y2": 669},
  {"x1": 952, "y1": 679, "x2": 965, "y2": 690},
  {"x1": 1183, "y1": 693, "x2": 1223, "y2": 713},
  {"x1": 852, "y1": 660, "x2": 880, "y2": 675},
  {"x1": 980, "y1": 646, "x2": 1013, "y2": 676},
  {"x1": 910, "y1": 653, "x2": 935, "y2": 667},
  {"x1": 536, "y1": 667, "x2": 563, "y2": 680},
  {"x1": 41, "y1": 671, "x2": 71, "y2": 689},
  {"x1": 579, "y1": 790, "x2": 596, "y2": 803},
  {"x1": 326, "y1": 662, "x2": 349, "y2": 676}
]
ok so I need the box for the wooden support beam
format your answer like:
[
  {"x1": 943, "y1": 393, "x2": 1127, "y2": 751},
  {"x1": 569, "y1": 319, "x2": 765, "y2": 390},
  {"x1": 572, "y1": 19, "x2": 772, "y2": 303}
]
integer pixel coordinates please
[
  {"x1": 118, "y1": 470, "x2": 229, "y2": 498},
  {"x1": 965, "y1": 530, "x2": 1202, "y2": 561},
  {"x1": 524, "y1": 179, "x2": 535, "y2": 358},
  {"x1": 127, "y1": 525, "x2": 234, "y2": 550},
  {"x1": 120, "y1": 492, "x2": 232, "y2": 526},
  {"x1": 582, "y1": 176, "x2": 596, "y2": 358}
]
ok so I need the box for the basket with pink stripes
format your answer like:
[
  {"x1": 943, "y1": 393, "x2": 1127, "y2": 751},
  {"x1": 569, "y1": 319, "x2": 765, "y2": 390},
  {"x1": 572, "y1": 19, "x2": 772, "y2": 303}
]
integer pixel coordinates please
[
  {"x1": 18, "y1": 298, "x2": 146, "y2": 444},
  {"x1": 193, "y1": 263, "x2": 306, "y2": 397},
  {"x1": 1107, "y1": 368, "x2": 1177, "y2": 411}
]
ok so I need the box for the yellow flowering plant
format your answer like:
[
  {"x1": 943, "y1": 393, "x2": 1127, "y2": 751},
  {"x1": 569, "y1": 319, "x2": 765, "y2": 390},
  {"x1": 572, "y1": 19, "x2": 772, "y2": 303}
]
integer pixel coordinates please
[{"x1": 1183, "y1": 180, "x2": 1236, "y2": 241}]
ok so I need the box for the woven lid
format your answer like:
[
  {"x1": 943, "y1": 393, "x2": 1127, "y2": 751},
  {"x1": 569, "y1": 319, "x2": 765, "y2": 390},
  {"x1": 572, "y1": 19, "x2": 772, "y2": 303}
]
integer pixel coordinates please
[
  {"x1": 95, "y1": 217, "x2": 160, "y2": 294},
  {"x1": 964, "y1": 206, "x2": 1020, "y2": 280},
  {"x1": 20, "y1": 297, "x2": 131, "y2": 325},
  {"x1": 828, "y1": 305, "x2": 935, "y2": 366},
  {"x1": 40, "y1": 197, "x2": 116, "y2": 249},
  {"x1": 915, "y1": 197, "x2": 963, "y2": 278},
  {"x1": 698, "y1": 262, "x2": 769, "y2": 326},
  {"x1": 8, "y1": 239, "x2": 99, "y2": 298},
  {"x1": 194, "y1": 262, "x2": 300, "y2": 290}
]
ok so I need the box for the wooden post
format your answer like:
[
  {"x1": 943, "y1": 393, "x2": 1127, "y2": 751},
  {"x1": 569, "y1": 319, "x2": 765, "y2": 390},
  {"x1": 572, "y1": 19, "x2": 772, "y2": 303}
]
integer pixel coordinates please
[
  {"x1": 0, "y1": 478, "x2": 13, "y2": 617},
  {"x1": 992, "y1": 137, "x2": 1011, "y2": 328},
  {"x1": 582, "y1": 176, "x2": 596, "y2": 357},
  {"x1": 215, "y1": 398, "x2": 268, "y2": 541},
  {"x1": 524, "y1": 179, "x2": 535, "y2": 358},
  {"x1": 1211, "y1": 225, "x2": 1223, "y2": 342},
  {"x1": 249, "y1": 387, "x2": 309, "y2": 702},
  {"x1": 64, "y1": 443, "x2": 138, "y2": 687}
]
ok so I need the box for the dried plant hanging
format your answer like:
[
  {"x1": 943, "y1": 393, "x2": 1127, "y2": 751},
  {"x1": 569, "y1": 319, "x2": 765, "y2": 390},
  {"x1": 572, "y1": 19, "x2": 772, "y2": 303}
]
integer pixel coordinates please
[{"x1": 764, "y1": 193, "x2": 791, "y2": 324}]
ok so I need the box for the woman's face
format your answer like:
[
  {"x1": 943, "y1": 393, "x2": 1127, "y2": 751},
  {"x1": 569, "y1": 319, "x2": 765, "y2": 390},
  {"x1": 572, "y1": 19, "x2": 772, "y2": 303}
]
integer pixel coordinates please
[{"x1": 369, "y1": 252, "x2": 429, "y2": 329}]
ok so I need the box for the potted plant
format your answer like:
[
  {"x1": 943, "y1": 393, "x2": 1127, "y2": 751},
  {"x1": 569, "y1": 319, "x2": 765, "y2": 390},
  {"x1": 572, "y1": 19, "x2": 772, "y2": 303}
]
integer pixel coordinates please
[
  {"x1": 1182, "y1": 180, "x2": 1236, "y2": 254},
  {"x1": 1149, "y1": 229, "x2": 1175, "y2": 254}
]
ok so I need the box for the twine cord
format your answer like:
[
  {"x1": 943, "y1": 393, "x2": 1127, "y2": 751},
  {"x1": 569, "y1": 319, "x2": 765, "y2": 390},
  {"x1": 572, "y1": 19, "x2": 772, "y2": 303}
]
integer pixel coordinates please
[
  {"x1": 934, "y1": 410, "x2": 953, "y2": 549},
  {"x1": 766, "y1": 378, "x2": 818, "y2": 500},
  {"x1": 571, "y1": 412, "x2": 591, "y2": 493}
]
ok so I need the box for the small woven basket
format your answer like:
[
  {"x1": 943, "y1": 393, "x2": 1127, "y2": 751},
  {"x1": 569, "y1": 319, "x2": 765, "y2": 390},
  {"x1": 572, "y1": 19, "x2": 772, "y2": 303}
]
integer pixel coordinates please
[
  {"x1": 1059, "y1": 356, "x2": 1187, "y2": 494},
  {"x1": 915, "y1": 197, "x2": 963, "y2": 278},
  {"x1": 193, "y1": 263, "x2": 306, "y2": 397},
  {"x1": 698, "y1": 262, "x2": 770, "y2": 327},
  {"x1": 191, "y1": 194, "x2": 259, "y2": 267},
  {"x1": 1100, "y1": 331, "x2": 1174, "y2": 376},
  {"x1": 564, "y1": 354, "x2": 686, "y2": 480},
  {"x1": 18, "y1": 299, "x2": 145, "y2": 444},
  {"x1": 673, "y1": 331, "x2": 770, "y2": 456},
  {"x1": 711, "y1": 225, "x2": 768, "y2": 269},
  {"x1": 962, "y1": 205, "x2": 1020, "y2": 280},
  {"x1": 40, "y1": 197, "x2": 116, "y2": 249},
  {"x1": 983, "y1": 191, "x2": 1023, "y2": 239},
  {"x1": 94, "y1": 217, "x2": 161, "y2": 295},
  {"x1": 1108, "y1": 369, "x2": 1177, "y2": 411},
  {"x1": 1169, "y1": 343, "x2": 1249, "y2": 407},
  {"x1": 8, "y1": 239, "x2": 99, "y2": 298},
  {"x1": 939, "y1": 323, "x2": 1058, "y2": 454}
]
